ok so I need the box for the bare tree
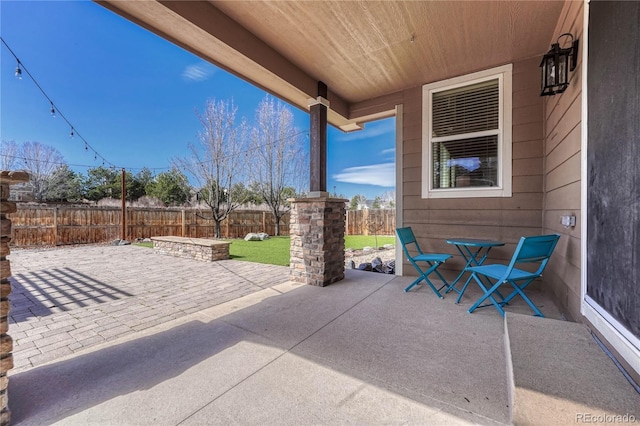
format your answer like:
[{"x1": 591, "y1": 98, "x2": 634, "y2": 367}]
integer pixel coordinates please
[
  {"x1": 175, "y1": 99, "x2": 249, "y2": 238},
  {"x1": 20, "y1": 141, "x2": 65, "y2": 201},
  {"x1": 249, "y1": 95, "x2": 307, "y2": 236},
  {"x1": 0, "y1": 140, "x2": 19, "y2": 170}
]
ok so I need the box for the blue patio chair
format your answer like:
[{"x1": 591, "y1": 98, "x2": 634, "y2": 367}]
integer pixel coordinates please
[
  {"x1": 396, "y1": 227, "x2": 452, "y2": 298},
  {"x1": 466, "y1": 234, "x2": 560, "y2": 317}
]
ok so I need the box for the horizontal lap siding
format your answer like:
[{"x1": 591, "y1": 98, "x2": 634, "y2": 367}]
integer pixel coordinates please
[
  {"x1": 401, "y1": 57, "x2": 544, "y2": 278},
  {"x1": 542, "y1": 0, "x2": 583, "y2": 321}
]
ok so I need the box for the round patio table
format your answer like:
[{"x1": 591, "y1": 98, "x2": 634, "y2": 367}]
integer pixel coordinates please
[{"x1": 444, "y1": 238, "x2": 505, "y2": 303}]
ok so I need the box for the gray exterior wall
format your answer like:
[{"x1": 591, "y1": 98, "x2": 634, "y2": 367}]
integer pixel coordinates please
[
  {"x1": 541, "y1": 0, "x2": 583, "y2": 321},
  {"x1": 400, "y1": 56, "x2": 545, "y2": 280},
  {"x1": 399, "y1": 2, "x2": 583, "y2": 323}
]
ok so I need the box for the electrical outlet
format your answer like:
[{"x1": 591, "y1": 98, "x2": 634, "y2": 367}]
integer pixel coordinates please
[{"x1": 561, "y1": 215, "x2": 576, "y2": 228}]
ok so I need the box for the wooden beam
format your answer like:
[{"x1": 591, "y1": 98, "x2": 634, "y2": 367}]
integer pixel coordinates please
[{"x1": 309, "y1": 82, "x2": 328, "y2": 193}]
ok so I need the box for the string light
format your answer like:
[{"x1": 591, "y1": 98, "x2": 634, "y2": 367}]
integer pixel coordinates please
[
  {"x1": 1, "y1": 36, "x2": 118, "y2": 169},
  {"x1": 1, "y1": 36, "x2": 310, "y2": 176}
]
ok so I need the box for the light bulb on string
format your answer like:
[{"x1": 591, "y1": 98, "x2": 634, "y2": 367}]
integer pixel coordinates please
[
  {"x1": 50, "y1": 103, "x2": 56, "y2": 117},
  {"x1": 15, "y1": 62, "x2": 22, "y2": 79},
  {"x1": 70, "y1": 127, "x2": 75, "y2": 139},
  {"x1": 84, "y1": 143, "x2": 88, "y2": 151},
  {"x1": 94, "y1": 153, "x2": 97, "y2": 161}
]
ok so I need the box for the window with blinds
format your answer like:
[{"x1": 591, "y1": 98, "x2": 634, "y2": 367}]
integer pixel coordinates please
[{"x1": 422, "y1": 64, "x2": 512, "y2": 198}]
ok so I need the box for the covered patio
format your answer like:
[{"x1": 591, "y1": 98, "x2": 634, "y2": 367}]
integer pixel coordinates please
[
  {"x1": 8, "y1": 245, "x2": 639, "y2": 425},
  {"x1": 2, "y1": 0, "x2": 640, "y2": 423}
]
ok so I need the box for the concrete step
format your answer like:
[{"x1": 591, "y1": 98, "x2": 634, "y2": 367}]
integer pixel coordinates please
[{"x1": 504, "y1": 313, "x2": 640, "y2": 425}]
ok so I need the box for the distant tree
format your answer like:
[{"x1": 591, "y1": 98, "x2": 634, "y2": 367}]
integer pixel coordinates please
[
  {"x1": 243, "y1": 182, "x2": 264, "y2": 206},
  {"x1": 366, "y1": 215, "x2": 385, "y2": 249},
  {"x1": 350, "y1": 194, "x2": 367, "y2": 210},
  {"x1": 148, "y1": 168, "x2": 191, "y2": 206},
  {"x1": 0, "y1": 140, "x2": 19, "y2": 170},
  {"x1": 349, "y1": 195, "x2": 360, "y2": 210},
  {"x1": 20, "y1": 141, "x2": 65, "y2": 201},
  {"x1": 381, "y1": 190, "x2": 396, "y2": 208},
  {"x1": 43, "y1": 164, "x2": 82, "y2": 202},
  {"x1": 175, "y1": 98, "x2": 249, "y2": 238},
  {"x1": 372, "y1": 196, "x2": 382, "y2": 209},
  {"x1": 249, "y1": 95, "x2": 307, "y2": 235},
  {"x1": 129, "y1": 167, "x2": 155, "y2": 200},
  {"x1": 83, "y1": 166, "x2": 120, "y2": 201}
]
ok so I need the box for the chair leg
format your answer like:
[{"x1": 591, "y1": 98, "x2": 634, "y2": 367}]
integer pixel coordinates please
[
  {"x1": 404, "y1": 276, "x2": 424, "y2": 293},
  {"x1": 455, "y1": 274, "x2": 474, "y2": 304},
  {"x1": 433, "y1": 268, "x2": 450, "y2": 292},
  {"x1": 404, "y1": 260, "x2": 444, "y2": 298},
  {"x1": 506, "y1": 280, "x2": 545, "y2": 317},
  {"x1": 467, "y1": 276, "x2": 508, "y2": 316}
]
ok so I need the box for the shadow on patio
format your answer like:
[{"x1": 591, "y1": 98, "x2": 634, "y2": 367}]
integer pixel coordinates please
[
  {"x1": 10, "y1": 265, "x2": 636, "y2": 425},
  {"x1": 10, "y1": 268, "x2": 134, "y2": 322}
]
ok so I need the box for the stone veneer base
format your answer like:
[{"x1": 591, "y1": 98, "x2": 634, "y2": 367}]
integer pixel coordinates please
[
  {"x1": 151, "y1": 236, "x2": 230, "y2": 262},
  {"x1": 289, "y1": 197, "x2": 347, "y2": 287}
]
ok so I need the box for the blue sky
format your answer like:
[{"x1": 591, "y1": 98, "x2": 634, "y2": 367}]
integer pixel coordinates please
[{"x1": 0, "y1": 1, "x2": 395, "y2": 200}]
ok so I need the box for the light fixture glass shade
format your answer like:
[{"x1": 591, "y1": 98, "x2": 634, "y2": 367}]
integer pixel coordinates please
[{"x1": 540, "y1": 34, "x2": 578, "y2": 96}]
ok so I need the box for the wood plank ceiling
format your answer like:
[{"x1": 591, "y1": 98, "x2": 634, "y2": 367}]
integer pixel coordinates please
[{"x1": 97, "y1": 0, "x2": 565, "y2": 130}]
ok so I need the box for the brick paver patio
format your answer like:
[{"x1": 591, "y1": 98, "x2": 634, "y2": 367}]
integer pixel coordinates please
[{"x1": 8, "y1": 244, "x2": 289, "y2": 372}]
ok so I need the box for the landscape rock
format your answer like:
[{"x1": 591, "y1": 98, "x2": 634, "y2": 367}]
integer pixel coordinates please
[
  {"x1": 111, "y1": 239, "x2": 121, "y2": 246},
  {"x1": 358, "y1": 263, "x2": 372, "y2": 271},
  {"x1": 363, "y1": 246, "x2": 373, "y2": 253},
  {"x1": 383, "y1": 244, "x2": 394, "y2": 249},
  {"x1": 118, "y1": 240, "x2": 131, "y2": 246},
  {"x1": 244, "y1": 232, "x2": 270, "y2": 241}
]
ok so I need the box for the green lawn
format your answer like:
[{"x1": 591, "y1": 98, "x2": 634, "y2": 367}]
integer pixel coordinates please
[
  {"x1": 135, "y1": 234, "x2": 395, "y2": 267},
  {"x1": 344, "y1": 235, "x2": 395, "y2": 250},
  {"x1": 228, "y1": 236, "x2": 291, "y2": 266}
]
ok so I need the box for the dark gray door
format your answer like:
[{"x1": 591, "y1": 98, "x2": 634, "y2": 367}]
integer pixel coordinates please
[{"x1": 587, "y1": 1, "x2": 640, "y2": 340}]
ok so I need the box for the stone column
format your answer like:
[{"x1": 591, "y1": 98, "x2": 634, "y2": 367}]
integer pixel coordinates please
[
  {"x1": 0, "y1": 171, "x2": 29, "y2": 426},
  {"x1": 290, "y1": 197, "x2": 347, "y2": 286}
]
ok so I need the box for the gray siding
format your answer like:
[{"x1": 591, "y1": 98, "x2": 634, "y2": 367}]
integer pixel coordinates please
[
  {"x1": 401, "y1": 57, "x2": 544, "y2": 278},
  {"x1": 541, "y1": 0, "x2": 583, "y2": 321}
]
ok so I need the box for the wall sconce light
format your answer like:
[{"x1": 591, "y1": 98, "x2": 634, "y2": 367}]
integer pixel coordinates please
[{"x1": 540, "y1": 33, "x2": 579, "y2": 96}]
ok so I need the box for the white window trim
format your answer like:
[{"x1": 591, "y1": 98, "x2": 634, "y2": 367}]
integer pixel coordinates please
[{"x1": 421, "y1": 64, "x2": 513, "y2": 199}]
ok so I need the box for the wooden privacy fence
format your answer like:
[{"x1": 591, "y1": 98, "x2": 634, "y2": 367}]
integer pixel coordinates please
[
  {"x1": 346, "y1": 208, "x2": 395, "y2": 236},
  {"x1": 8, "y1": 205, "x2": 395, "y2": 247}
]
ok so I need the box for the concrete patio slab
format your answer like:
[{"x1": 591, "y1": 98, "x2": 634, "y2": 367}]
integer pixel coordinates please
[
  {"x1": 181, "y1": 352, "x2": 470, "y2": 425},
  {"x1": 8, "y1": 244, "x2": 631, "y2": 426}
]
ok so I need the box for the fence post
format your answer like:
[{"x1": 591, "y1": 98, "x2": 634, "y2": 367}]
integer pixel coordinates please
[
  {"x1": 53, "y1": 206, "x2": 58, "y2": 246},
  {"x1": 181, "y1": 210, "x2": 186, "y2": 237},
  {"x1": 364, "y1": 209, "x2": 369, "y2": 235},
  {"x1": 345, "y1": 210, "x2": 349, "y2": 236}
]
